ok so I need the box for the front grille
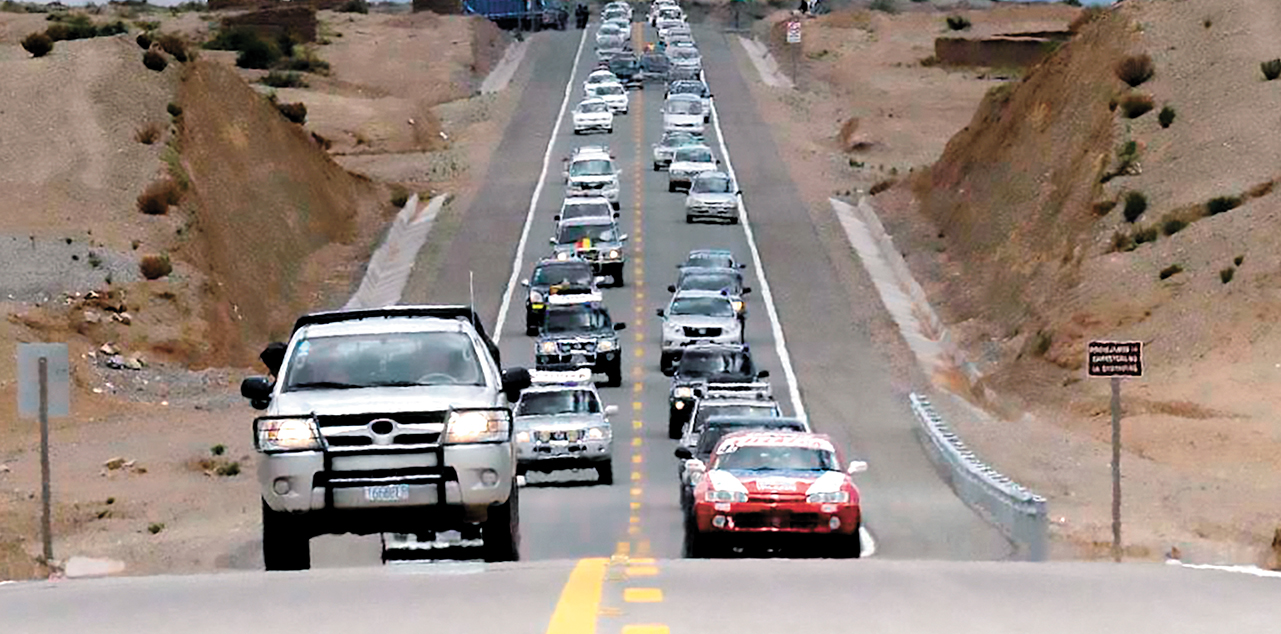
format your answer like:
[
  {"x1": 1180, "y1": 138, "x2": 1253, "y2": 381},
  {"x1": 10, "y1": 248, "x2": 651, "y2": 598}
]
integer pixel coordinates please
[
  {"x1": 577, "y1": 249, "x2": 602, "y2": 261},
  {"x1": 558, "y1": 339, "x2": 597, "y2": 353},
  {"x1": 326, "y1": 436, "x2": 373, "y2": 447},
  {"x1": 578, "y1": 181, "x2": 607, "y2": 190},
  {"x1": 393, "y1": 432, "x2": 441, "y2": 445},
  {"x1": 733, "y1": 511, "x2": 821, "y2": 530},
  {"x1": 535, "y1": 429, "x2": 584, "y2": 442},
  {"x1": 315, "y1": 411, "x2": 447, "y2": 428},
  {"x1": 683, "y1": 327, "x2": 722, "y2": 337}
]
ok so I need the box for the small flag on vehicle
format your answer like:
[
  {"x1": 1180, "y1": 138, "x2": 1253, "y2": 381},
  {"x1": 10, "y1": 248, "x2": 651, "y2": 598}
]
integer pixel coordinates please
[{"x1": 577, "y1": 237, "x2": 592, "y2": 250}]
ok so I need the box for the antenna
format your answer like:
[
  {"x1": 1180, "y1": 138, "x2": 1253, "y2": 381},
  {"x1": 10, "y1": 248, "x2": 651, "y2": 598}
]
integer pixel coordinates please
[{"x1": 469, "y1": 270, "x2": 477, "y2": 330}]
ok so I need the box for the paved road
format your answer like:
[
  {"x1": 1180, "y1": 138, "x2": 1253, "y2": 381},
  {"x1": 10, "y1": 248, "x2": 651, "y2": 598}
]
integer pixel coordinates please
[{"x1": 6, "y1": 560, "x2": 1278, "y2": 633}]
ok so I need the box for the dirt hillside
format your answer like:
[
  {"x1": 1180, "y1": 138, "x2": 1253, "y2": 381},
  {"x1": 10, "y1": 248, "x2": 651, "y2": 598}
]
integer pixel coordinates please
[{"x1": 876, "y1": 0, "x2": 1281, "y2": 562}]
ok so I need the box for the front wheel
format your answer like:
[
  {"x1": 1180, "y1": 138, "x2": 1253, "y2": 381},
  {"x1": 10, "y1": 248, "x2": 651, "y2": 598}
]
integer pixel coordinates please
[
  {"x1": 668, "y1": 181, "x2": 677, "y2": 192},
  {"x1": 685, "y1": 214, "x2": 694, "y2": 224},
  {"x1": 668, "y1": 413, "x2": 683, "y2": 439},
  {"x1": 683, "y1": 526, "x2": 716, "y2": 558},
  {"x1": 833, "y1": 524, "x2": 863, "y2": 559},
  {"x1": 604, "y1": 362, "x2": 622, "y2": 387},
  {"x1": 596, "y1": 460, "x2": 614, "y2": 485},
  {"x1": 482, "y1": 485, "x2": 521, "y2": 562},
  {"x1": 261, "y1": 499, "x2": 310, "y2": 571}
]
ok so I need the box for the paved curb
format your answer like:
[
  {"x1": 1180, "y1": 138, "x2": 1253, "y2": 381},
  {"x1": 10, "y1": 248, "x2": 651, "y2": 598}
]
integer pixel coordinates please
[{"x1": 345, "y1": 193, "x2": 450, "y2": 310}]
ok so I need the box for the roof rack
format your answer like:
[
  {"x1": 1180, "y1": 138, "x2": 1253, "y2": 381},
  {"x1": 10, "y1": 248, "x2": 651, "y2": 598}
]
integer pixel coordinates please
[
  {"x1": 702, "y1": 381, "x2": 773, "y2": 400},
  {"x1": 529, "y1": 368, "x2": 595, "y2": 386},
  {"x1": 548, "y1": 290, "x2": 603, "y2": 305},
  {"x1": 290, "y1": 305, "x2": 500, "y2": 365}
]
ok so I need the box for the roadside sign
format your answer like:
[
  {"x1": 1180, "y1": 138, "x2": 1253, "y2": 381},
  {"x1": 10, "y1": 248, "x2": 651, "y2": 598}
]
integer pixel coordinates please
[
  {"x1": 18, "y1": 343, "x2": 69, "y2": 418},
  {"x1": 1087, "y1": 341, "x2": 1142, "y2": 377},
  {"x1": 786, "y1": 20, "x2": 801, "y2": 44}
]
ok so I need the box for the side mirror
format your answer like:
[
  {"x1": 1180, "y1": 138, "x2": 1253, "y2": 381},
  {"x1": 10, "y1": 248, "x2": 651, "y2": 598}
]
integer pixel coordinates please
[
  {"x1": 562, "y1": 171, "x2": 569, "y2": 179},
  {"x1": 613, "y1": 322, "x2": 627, "y2": 331},
  {"x1": 742, "y1": 287, "x2": 752, "y2": 294},
  {"x1": 605, "y1": 404, "x2": 619, "y2": 415},
  {"x1": 715, "y1": 159, "x2": 721, "y2": 164},
  {"x1": 619, "y1": 234, "x2": 629, "y2": 241},
  {"x1": 674, "y1": 446, "x2": 693, "y2": 460},
  {"x1": 847, "y1": 460, "x2": 869, "y2": 474},
  {"x1": 553, "y1": 214, "x2": 561, "y2": 221},
  {"x1": 667, "y1": 284, "x2": 677, "y2": 293},
  {"x1": 521, "y1": 279, "x2": 530, "y2": 287},
  {"x1": 240, "y1": 376, "x2": 273, "y2": 410},
  {"x1": 501, "y1": 367, "x2": 532, "y2": 402},
  {"x1": 655, "y1": 308, "x2": 665, "y2": 317},
  {"x1": 756, "y1": 370, "x2": 770, "y2": 379},
  {"x1": 613, "y1": 212, "x2": 620, "y2": 218},
  {"x1": 736, "y1": 190, "x2": 743, "y2": 195},
  {"x1": 738, "y1": 263, "x2": 747, "y2": 269}
]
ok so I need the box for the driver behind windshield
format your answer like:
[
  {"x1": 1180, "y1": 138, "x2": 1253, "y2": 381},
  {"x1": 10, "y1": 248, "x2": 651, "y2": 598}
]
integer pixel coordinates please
[
  {"x1": 284, "y1": 332, "x2": 484, "y2": 390},
  {"x1": 544, "y1": 306, "x2": 610, "y2": 333},
  {"x1": 677, "y1": 350, "x2": 750, "y2": 376}
]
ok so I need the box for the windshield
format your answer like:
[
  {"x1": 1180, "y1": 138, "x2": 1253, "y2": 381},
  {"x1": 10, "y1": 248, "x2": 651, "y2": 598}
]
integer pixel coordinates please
[
  {"x1": 579, "y1": 101, "x2": 609, "y2": 113},
  {"x1": 688, "y1": 254, "x2": 733, "y2": 268},
  {"x1": 596, "y1": 85, "x2": 624, "y2": 95},
  {"x1": 570, "y1": 159, "x2": 614, "y2": 176},
  {"x1": 544, "y1": 307, "x2": 610, "y2": 333},
  {"x1": 533, "y1": 263, "x2": 593, "y2": 286},
  {"x1": 670, "y1": 296, "x2": 734, "y2": 316},
  {"x1": 599, "y1": 36, "x2": 624, "y2": 48},
  {"x1": 283, "y1": 331, "x2": 485, "y2": 390},
  {"x1": 696, "y1": 422, "x2": 796, "y2": 457},
  {"x1": 695, "y1": 405, "x2": 777, "y2": 432},
  {"x1": 517, "y1": 390, "x2": 601, "y2": 416},
  {"x1": 662, "y1": 133, "x2": 697, "y2": 147},
  {"x1": 714, "y1": 445, "x2": 839, "y2": 472},
  {"x1": 677, "y1": 350, "x2": 750, "y2": 375},
  {"x1": 680, "y1": 274, "x2": 739, "y2": 292},
  {"x1": 588, "y1": 73, "x2": 614, "y2": 84},
  {"x1": 600, "y1": 24, "x2": 622, "y2": 34},
  {"x1": 561, "y1": 200, "x2": 613, "y2": 219},
  {"x1": 671, "y1": 49, "x2": 697, "y2": 59},
  {"x1": 558, "y1": 223, "x2": 617, "y2": 243},
  {"x1": 672, "y1": 83, "x2": 700, "y2": 94},
  {"x1": 674, "y1": 148, "x2": 713, "y2": 163},
  {"x1": 666, "y1": 100, "x2": 701, "y2": 115},
  {"x1": 643, "y1": 55, "x2": 668, "y2": 67},
  {"x1": 691, "y1": 175, "x2": 732, "y2": 193},
  {"x1": 610, "y1": 59, "x2": 638, "y2": 71}
]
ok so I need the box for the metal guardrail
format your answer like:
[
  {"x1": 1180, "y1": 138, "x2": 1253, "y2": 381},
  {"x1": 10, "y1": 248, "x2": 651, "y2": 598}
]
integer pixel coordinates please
[{"x1": 910, "y1": 392, "x2": 1048, "y2": 561}]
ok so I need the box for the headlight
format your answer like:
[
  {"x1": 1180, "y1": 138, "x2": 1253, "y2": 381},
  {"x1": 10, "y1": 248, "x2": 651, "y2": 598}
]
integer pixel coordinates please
[
  {"x1": 529, "y1": 290, "x2": 544, "y2": 303},
  {"x1": 539, "y1": 341, "x2": 559, "y2": 354},
  {"x1": 674, "y1": 386, "x2": 694, "y2": 398},
  {"x1": 597, "y1": 339, "x2": 617, "y2": 352},
  {"x1": 444, "y1": 409, "x2": 511, "y2": 444},
  {"x1": 556, "y1": 252, "x2": 569, "y2": 260},
  {"x1": 806, "y1": 490, "x2": 851, "y2": 504},
  {"x1": 704, "y1": 490, "x2": 748, "y2": 503},
  {"x1": 731, "y1": 300, "x2": 744, "y2": 313},
  {"x1": 665, "y1": 322, "x2": 682, "y2": 333},
  {"x1": 255, "y1": 416, "x2": 322, "y2": 453},
  {"x1": 515, "y1": 431, "x2": 531, "y2": 443},
  {"x1": 586, "y1": 427, "x2": 608, "y2": 440},
  {"x1": 606, "y1": 249, "x2": 620, "y2": 259}
]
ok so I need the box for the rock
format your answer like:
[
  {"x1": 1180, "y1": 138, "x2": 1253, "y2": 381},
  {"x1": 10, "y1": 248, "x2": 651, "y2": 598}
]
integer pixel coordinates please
[
  {"x1": 122, "y1": 460, "x2": 137, "y2": 470},
  {"x1": 103, "y1": 457, "x2": 126, "y2": 470},
  {"x1": 86, "y1": 291, "x2": 101, "y2": 300},
  {"x1": 99, "y1": 343, "x2": 119, "y2": 356},
  {"x1": 64, "y1": 556, "x2": 126, "y2": 578},
  {"x1": 124, "y1": 356, "x2": 144, "y2": 371},
  {"x1": 112, "y1": 312, "x2": 133, "y2": 325},
  {"x1": 105, "y1": 355, "x2": 126, "y2": 370},
  {"x1": 0, "y1": 464, "x2": 10, "y2": 474},
  {"x1": 83, "y1": 311, "x2": 102, "y2": 324}
]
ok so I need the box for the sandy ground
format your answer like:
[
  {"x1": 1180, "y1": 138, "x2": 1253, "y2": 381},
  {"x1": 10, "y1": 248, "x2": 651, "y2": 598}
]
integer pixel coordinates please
[
  {"x1": 737, "y1": 0, "x2": 1281, "y2": 567},
  {"x1": 0, "y1": 7, "x2": 532, "y2": 580}
]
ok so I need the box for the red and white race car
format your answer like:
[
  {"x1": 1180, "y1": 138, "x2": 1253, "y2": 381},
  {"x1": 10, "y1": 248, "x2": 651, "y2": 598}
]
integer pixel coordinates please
[{"x1": 684, "y1": 430, "x2": 867, "y2": 558}]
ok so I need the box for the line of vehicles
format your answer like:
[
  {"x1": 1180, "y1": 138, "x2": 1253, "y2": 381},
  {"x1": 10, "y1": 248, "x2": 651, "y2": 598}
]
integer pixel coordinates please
[{"x1": 237, "y1": 2, "x2": 867, "y2": 571}]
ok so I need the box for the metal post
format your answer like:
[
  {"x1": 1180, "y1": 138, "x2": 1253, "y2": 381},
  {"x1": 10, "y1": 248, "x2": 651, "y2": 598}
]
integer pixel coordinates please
[
  {"x1": 734, "y1": 1, "x2": 739, "y2": 31},
  {"x1": 38, "y1": 356, "x2": 53, "y2": 565},
  {"x1": 1110, "y1": 375, "x2": 1122, "y2": 563}
]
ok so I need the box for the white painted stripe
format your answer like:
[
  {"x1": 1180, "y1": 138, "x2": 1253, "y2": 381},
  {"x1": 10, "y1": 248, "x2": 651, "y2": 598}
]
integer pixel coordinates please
[
  {"x1": 706, "y1": 71, "x2": 807, "y2": 423},
  {"x1": 493, "y1": 26, "x2": 592, "y2": 343},
  {"x1": 1173, "y1": 562, "x2": 1281, "y2": 578},
  {"x1": 860, "y1": 525, "x2": 877, "y2": 558}
]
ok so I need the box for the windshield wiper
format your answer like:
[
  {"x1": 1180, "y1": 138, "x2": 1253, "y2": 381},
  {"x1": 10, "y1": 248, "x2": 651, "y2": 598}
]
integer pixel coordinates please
[
  {"x1": 365, "y1": 380, "x2": 438, "y2": 388},
  {"x1": 288, "y1": 381, "x2": 364, "y2": 390}
]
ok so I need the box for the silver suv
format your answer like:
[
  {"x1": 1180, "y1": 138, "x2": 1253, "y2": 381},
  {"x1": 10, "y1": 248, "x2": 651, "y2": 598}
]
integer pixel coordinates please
[
  {"x1": 514, "y1": 369, "x2": 618, "y2": 483},
  {"x1": 656, "y1": 289, "x2": 744, "y2": 373},
  {"x1": 240, "y1": 306, "x2": 532, "y2": 570}
]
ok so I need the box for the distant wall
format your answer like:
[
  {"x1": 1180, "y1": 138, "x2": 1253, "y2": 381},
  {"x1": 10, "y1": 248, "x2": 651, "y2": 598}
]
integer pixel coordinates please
[
  {"x1": 222, "y1": 6, "x2": 318, "y2": 43},
  {"x1": 414, "y1": 0, "x2": 464, "y2": 13},
  {"x1": 935, "y1": 36, "x2": 1059, "y2": 69}
]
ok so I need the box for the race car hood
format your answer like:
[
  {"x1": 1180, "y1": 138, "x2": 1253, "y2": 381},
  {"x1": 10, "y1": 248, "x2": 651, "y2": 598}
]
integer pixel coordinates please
[
  {"x1": 270, "y1": 385, "x2": 496, "y2": 417},
  {"x1": 666, "y1": 314, "x2": 738, "y2": 329},
  {"x1": 514, "y1": 413, "x2": 606, "y2": 430}
]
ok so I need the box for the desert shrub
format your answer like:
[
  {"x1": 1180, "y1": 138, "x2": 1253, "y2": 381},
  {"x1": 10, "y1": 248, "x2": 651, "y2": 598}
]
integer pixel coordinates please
[
  {"x1": 1110, "y1": 231, "x2": 1134, "y2": 252},
  {"x1": 1115, "y1": 54, "x2": 1154, "y2": 87},
  {"x1": 97, "y1": 20, "x2": 126, "y2": 36},
  {"x1": 1205, "y1": 195, "x2": 1241, "y2": 215},
  {"x1": 1119, "y1": 93, "x2": 1154, "y2": 118},
  {"x1": 135, "y1": 19, "x2": 160, "y2": 30},
  {"x1": 142, "y1": 49, "x2": 167, "y2": 71},
  {"x1": 1234, "y1": 255, "x2": 1245, "y2": 266},
  {"x1": 147, "y1": 522, "x2": 165, "y2": 534},
  {"x1": 1063, "y1": 0, "x2": 1082, "y2": 6},
  {"x1": 139, "y1": 253, "x2": 173, "y2": 280},
  {"x1": 276, "y1": 101, "x2": 307, "y2": 124},
  {"x1": 1158, "y1": 264, "x2": 1183, "y2": 280},
  {"x1": 45, "y1": 14, "x2": 98, "y2": 41},
  {"x1": 390, "y1": 185, "x2": 410, "y2": 208},
  {"x1": 260, "y1": 70, "x2": 307, "y2": 88},
  {"x1": 137, "y1": 179, "x2": 182, "y2": 214},
  {"x1": 136, "y1": 31, "x2": 152, "y2": 49},
  {"x1": 1068, "y1": 6, "x2": 1105, "y2": 33},
  {"x1": 167, "y1": 102, "x2": 183, "y2": 117},
  {"x1": 156, "y1": 33, "x2": 189, "y2": 62},
  {"x1": 1122, "y1": 191, "x2": 1147, "y2": 222},
  {"x1": 945, "y1": 15, "x2": 970, "y2": 31},
  {"x1": 1134, "y1": 226, "x2": 1158, "y2": 244},
  {"x1": 1262, "y1": 59, "x2": 1281, "y2": 81},
  {"x1": 1247, "y1": 180, "x2": 1274, "y2": 198},
  {"x1": 869, "y1": 0, "x2": 897, "y2": 14},
  {"x1": 135, "y1": 121, "x2": 163, "y2": 144},
  {"x1": 276, "y1": 53, "x2": 330, "y2": 75},
  {"x1": 204, "y1": 25, "x2": 259, "y2": 51},
  {"x1": 869, "y1": 178, "x2": 896, "y2": 195},
  {"x1": 1220, "y1": 267, "x2": 1235, "y2": 284},
  {"x1": 337, "y1": 0, "x2": 368, "y2": 13},
  {"x1": 1093, "y1": 200, "x2": 1117, "y2": 216},
  {"x1": 236, "y1": 37, "x2": 282, "y2": 69},
  {"x1": 1158, "y1": 105, "x2": 1176, "y2": 128},
  {"x1": 20, "y1": 32, "x2": 53, "y2": 57},
  {"x1": 1161, "y1": 218, "x2": 1186, "y2": 236},
  {"x1": 215, "y1": 461, "x2": 241, "y2": 476}
]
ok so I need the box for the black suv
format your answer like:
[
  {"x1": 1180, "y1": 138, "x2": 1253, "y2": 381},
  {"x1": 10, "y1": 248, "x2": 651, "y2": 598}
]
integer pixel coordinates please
[
  {"x1": 666, "y1": 344, "x2": 768, "y2": 438},
  {"x1": 640, "y1": 51, "x2": 669, "y2": 83},
  {"x1": 521, "y1": 257, "x2": 596, "y2": 336},
  {"x1": 609, "y1": 52, "x2": 644, "y2": 89},
  {"x1": 535, "y1": 301, "x2": 626, "y2": 386}
]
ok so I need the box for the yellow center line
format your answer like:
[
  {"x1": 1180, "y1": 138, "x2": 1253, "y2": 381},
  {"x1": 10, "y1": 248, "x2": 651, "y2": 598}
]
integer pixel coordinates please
[
  {"x1": 632, "y1": 401, "x2": 643, "y2": 410},
  {"x1": 629, "y1": 516, "x2": 640, "y2": 524},
  {"x1": 628, "y1": 557, "x2": 656, "y2": 565},
  {"x1": 630, "y1": 501, "x2": 641, "y2": 511},
  {"x1": 632, "y1": 454, "x2": 643, "y2": 464},
  {"x1": 616, "y1": 542, "x2": 631, "y2": 556},
  {"x1": 631, "y1": 437, "x2": 642, "y2": 447},
  {"x1": 631, "y1": 471, "x2": 642, "y2": 481},
  {"x1": 544, "y1": 559, "x2": 609, "y2": 634},
  {"x1": 623, "y1": 588, "x2": 663, "y2": 603},
  {"x1": 630, "y1": 487, "x2": 642, "y2": 497},
  {"x1": 633, "y1": 381, "x2": 643, "y2": 392},
  {"x1": 626, "y1": 566, "x2": 659, "y2": 578},
  {"x1": 622, "y1": 625, "x2": 669, "y2": 634},
  {"x1": 632, "y1": 420, "x2": 642, "y2": 430}
]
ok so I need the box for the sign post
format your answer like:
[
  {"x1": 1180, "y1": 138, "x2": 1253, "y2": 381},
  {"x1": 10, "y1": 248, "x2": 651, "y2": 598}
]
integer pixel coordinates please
[
  {"x1": 1087, "y1": 340, "x2": 1142, "y2": 563},
  {"x1": 786, "y1": 20, "x2": 801, "y2": 88},
  {"x1": 18, "y1": 343, "x2": 70, "y2": 568}
]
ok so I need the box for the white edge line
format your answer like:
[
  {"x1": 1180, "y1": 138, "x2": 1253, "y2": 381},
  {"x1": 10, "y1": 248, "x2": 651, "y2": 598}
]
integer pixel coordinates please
[
  {"x1": 859, "y1": 525, "x2": 877, "y2": 558},
  {"x1": 493, "y1": 25, "x2": 591, "y2": 343},
  {"x1": 706, "y1": 71, "x2": 808, "y2": 423},
  {"x1": 1173, "y1": 562, "x2": 1281, "y2": 578}
]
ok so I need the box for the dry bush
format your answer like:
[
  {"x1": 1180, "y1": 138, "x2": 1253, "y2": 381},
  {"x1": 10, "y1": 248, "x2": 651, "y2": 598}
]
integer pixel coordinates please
[
  {"x1": 137, "y1": 179, "x2": 182, "y2": 215},
  {"x1": 869, "y1": 178, "x2": 896, "y2": 195},
  {"x1": 1205, "y1": 195, "x2": 1242, "y2": 215},
  {"x1": 1158, "y1": 264, "x2": 1183, "y2": 280},
  {"x1": 1119, "y1": 93, "x2": 1154, "y2": 118},
  {"x1": 136, "y1": 31, "x2": 151, "y2": 50},
  {"x1": 1115, "y1": 54, "x2": 1154, "y2": 87},
  {"x1": 1158, "y1": 105, "x2": 1176, "y2": 128},
  {"x1": 1262, "y1": 59, "x2": 1281, "y2": 81},
  {"x1": 276, "y1": 101, "x2": 307, "y2": 124},
  {"x1": 142, "y1": 49, "x2": 167, "y2": 72},
  {"x1": 156, "y1": 33, "x2": 189, "y2": 62},
  {"x1": 1122, "y1": 191, "x2": 1147, "y2": 222},
  {"x1": 139, "y1": 253, "x2": 173, "y2": 280},
  {"x1": 134, "y1": 121, "x2": 163, "y2": 145},
  {"x1": 1247, "y1": 180, "x2": 1274, "y2": 199},
  {"x1": 21, "y1": 32, "x2": 53, "y2": 57}
]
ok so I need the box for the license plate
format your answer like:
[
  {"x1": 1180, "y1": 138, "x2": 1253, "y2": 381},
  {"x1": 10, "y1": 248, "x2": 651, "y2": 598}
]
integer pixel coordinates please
[{"x1": 364, "y1": 484, "x2": 410, "y2": 502}]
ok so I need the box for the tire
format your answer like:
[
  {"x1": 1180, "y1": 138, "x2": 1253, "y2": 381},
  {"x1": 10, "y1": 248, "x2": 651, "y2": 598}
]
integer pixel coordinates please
[
  {"x1": 482, "y1": 485, "x2": 520, "y2": 563},
  {"x1": 668, "y1": 412, "x2": 683, "y2": 439},
  {"x1": 668, "y1": 181, "x2": 677, "y2": 193},
  {"x1": 683, "y1": 525, "x2": 714, "y2": 558},
  {"x1": 730, "y1": 216, "x2": 739, "y2": 225},
  {"x1": 573, "y1": 129, "x2": 581, "y2": 135},
  {"x1": 653, "y1": 162, "x2": 661, "y2": 171},
  {"x1": 612, "y1": 265, "x2": 625, "y2": 288},
  {"x1": 261, "y1": 499, "x2": 310, "y2": 571},
  {"x1": 685, "y1": 214, "x2": 694, "y2": 224},
  {"x1": 604, "y1": 361, "x2": 622, "y2": 387},
  {"x1": 596, "y1": 460, "x2": 614, "y2": 485},
  {"x1": 835, "y1": 523, "x2": 863, "y2": 559},
  {"x1": 660, "y1": 351, "x2": 674, "y2": 376}
]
